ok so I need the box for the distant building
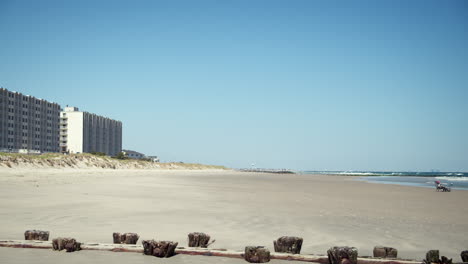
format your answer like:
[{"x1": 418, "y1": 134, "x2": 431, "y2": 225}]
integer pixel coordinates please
[
  {"x1": 122, "y1": 149, "x2": 146, "y2": 159},
  {"x1": 0, "y1": 88, "x2": 61, "y2": 153},
  {"x1": 60, "y1": 107, "x2": 122, "y2": 156},
  {"x1": 147, "y1": 156, "x2": 160, "y2": 162}
]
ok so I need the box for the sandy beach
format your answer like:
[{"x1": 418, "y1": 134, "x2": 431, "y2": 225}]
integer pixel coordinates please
[{"x1": 0, "y1": 168, "x2": 467, "y2": 263}]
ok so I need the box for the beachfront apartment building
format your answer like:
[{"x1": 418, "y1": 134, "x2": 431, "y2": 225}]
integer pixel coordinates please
[
  {"x1": 0, "y1": 88, "x2": 61, "y2": 153},
  {"x1": 60, "y1": 107, "x2": 122, "y2": 156}
]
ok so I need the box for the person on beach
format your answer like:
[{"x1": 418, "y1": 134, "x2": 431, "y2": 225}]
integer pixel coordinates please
[{"x1": 341, "y1": 253, "x2": 352, "y2": 264}]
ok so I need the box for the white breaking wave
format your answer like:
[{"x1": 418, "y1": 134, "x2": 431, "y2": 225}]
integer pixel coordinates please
[
  {"x1": 435, "y1": 176, "x2": 468, "y2": 181},
  {"x1": 336, "y1": 172, "x2": 377, "y2": 175}
]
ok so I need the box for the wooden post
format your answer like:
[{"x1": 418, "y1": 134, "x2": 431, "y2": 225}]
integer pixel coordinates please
[
  {"x1": 244, "y1": 246, "x2": 270, "y2": 263},
  {"x1": 24, "y1": 230, "x2": 49, "y2": 241},
  {"x1": 113, "y1": 232, "x2": 139, "y2": 244},
  {"x1": 461, "y1": 251, "x2": 468, "y2": 262},
  {"x1": 373, "y1": 246, "x2": 398, "y2": 258},
  {"x1": 188, "y1": 232, "x2": 212, "y2": 248},
  {"x1": 426, "y1": 250, "x2": 440, "y2": 264},
  {"x1": 327, "y1": 246, "x2": 358, "y2": 264},
  {"x1": 142, "y1": 240, "x2": 178, "y2": 258},
  {"x1": 52, "y1": 238, "x2": 81, "y2": 252},
  {"x1": 441, "y1": 256, "x2": 453, "y2": 264},
  {"x1": 273, "y1": 236, "x2": 303, "y2": 254}
]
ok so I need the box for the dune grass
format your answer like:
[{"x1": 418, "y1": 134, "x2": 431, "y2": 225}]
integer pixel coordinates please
[{"x1": 0, "y1": 152, "x2": 228, "y2": 170}]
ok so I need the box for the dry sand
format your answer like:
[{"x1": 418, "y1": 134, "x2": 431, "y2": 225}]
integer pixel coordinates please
[{"x1": 0, "y1": 168, "x2": 467, "y2": 263}]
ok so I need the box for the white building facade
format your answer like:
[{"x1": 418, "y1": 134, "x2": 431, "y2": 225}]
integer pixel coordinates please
[
  {"x1": 60, "y1": 107, "x2": 122, "y2": 156},
  {"x1": 0, "y1": 88, "x2": 61, "y2": 153}
]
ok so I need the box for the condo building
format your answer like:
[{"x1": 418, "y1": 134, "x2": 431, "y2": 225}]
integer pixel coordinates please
[
  {"x1": 0, "y1": 88, "x2": 61, "y2": 153},
  {"x1": 60, "y1": 107, "x2": 122, "y2": 156}
]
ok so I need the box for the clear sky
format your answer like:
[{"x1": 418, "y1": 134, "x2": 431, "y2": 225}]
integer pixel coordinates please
[{"x1": 1, "y1": 0, "x2": 467, "y2": 171}]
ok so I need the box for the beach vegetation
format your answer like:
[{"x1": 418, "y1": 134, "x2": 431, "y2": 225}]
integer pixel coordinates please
[
  {"x1": 89, "y1": 151, "x2": 107, "y2": 157},
  {"x1": 113, "y1": 151, "x2": 127, "y2": 160},
  {"x1": 0, "y1": 152, "x2": 228, "y2": 170}
]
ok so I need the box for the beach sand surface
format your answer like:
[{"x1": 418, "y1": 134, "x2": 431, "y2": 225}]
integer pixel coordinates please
[{"x1": 0, "y1": 168, "x2": 467, "y2": 263}]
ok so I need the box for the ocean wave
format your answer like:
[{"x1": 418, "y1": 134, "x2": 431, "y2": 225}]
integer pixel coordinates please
[
  {"x1": 435, "y1": 176, "x2": 468, "y2": 181},
  {"x1": 336, "y1": 172, "x2": 378, "y2": 176}
]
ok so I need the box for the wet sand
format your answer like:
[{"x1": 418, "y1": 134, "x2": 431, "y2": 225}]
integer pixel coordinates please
[{"x1": 0, "y1": 168, "x2": 467, "y2": 263}]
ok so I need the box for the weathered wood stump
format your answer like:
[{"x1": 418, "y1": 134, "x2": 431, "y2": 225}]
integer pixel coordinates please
[
  {"x1": 426, "y1": 250, "x2": 440, "y2": 264},
  {"x1": 24, "y1": 230, "x2": 50, "y2": 241},
  {"x1": 52, "y1": 238, "x2": 81, "y2": 252},
  {"x1": 142, "y1": 240, "x2": 178, "y2": 258},
  {"x1": 373, "y1": 246, "x2": 398, "y2": 258},
  {"x1": 440, "y1": 256, "x2": 452, "y2": 264},
  {"x1": 423, "y1": 250, "x2": 454, "y2": 264},
  {"x1": 244, "y1": 246, "x2": 270, "y2": 263},
  {"x1": 273, "y1": 236, "x2": 303, "y2": 254},
  {"x1": 113, "y1": 232, "x2": 139, "y2": 244},
  {"x1": 461, "y1": 251, "x2": 468, "y2": 262},
  {"x1": 188, "y1": 232, "x2": 212, "y2": 248},
  {"x1": 327, "y1": 246, "x2": 358, "y2": 264}
]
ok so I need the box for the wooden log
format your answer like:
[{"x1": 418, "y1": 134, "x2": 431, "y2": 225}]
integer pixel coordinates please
[
  {"x1": 245, "y1": 246, "x2": 271, "y2": 263},
  {"x1": 374, "y1": 246, "x2": 398, "y2": 258},
  {"x1": 142, "y1": 240, "x2": 178, "y2": 258},
  {"x1": 176, "y1": 247, "x2": 243, "y2": 259},
  {"x1": 273, "y1": 236, "x2": 303, "y2": 254},
  {"x1": 52, "y1": 237, "x2": 81, "y2": 252},
  {"x1": 461, "y1": 251, "x2": 468, "y2": 262},
  {"x1": 271, "y1": 252, "x2": 328, "y2": 263},
  {"x1": 24, "y1": 230, "x2": 49, "y2": 241},
  {"x1": 0, "y1": 240, "x2": 425, "y2": 264},
  {"x1": 188, "y1": 232, "x2": 212, "y2": 248},
  {"x1": 0, "y1": 239, "x2": 53, "y2": 249},
  {"x1": 328, "y1": 246, "x2": 358, "y2": 264},
  {"x1": 112, "y1": 232, "x2": 139, "y2": 244}
]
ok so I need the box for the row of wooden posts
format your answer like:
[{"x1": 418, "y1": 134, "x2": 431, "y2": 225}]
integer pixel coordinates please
[{"x1": 23, "y1": 230, "x2": 468, "y2": 263}]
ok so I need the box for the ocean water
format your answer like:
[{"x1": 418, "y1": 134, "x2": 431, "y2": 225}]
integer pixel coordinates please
[{"x1": 303, "y1": 171, "x2": 468, "y2": 190}]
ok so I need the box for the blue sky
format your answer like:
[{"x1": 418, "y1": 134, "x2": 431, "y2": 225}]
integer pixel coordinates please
[{"x1": 1, "y1": 0, "x2": 467, "y2": 171}]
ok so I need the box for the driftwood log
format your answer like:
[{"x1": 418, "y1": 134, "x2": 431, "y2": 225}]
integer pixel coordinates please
[
  {"x1": 373, "y1": 246, "x2": 398, "y2": 258},
  {"x1": 113, "y1": 232, "x2": 139, "y2": 244},
  {"x1": 0, "y1": 240, "x2": 426, "y2": 264},
  {"x1": 244, "y1": 246, "x2": 270, "y2": 263},
  {"x1": 52, "y1": 237, "x2": 81, "y2": 252},
  {"x1": 273, "y1": 236, "x2": 303, "y2": 254},
  {"x1": 142, "y1": 240, "x2": 178, "y2": 258},
  {"x1": 24, "y1": 230, "x2": 49, "y2": 241},
  {"x1": 327, "y1": 246, "x2": 358, "y2": 264},
  {"x1": 188, "y1": 232, "x2": 213, "y2": 248},
  {"x1": 461, "y1": 251, "x2": 468, "y2": 262}
]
